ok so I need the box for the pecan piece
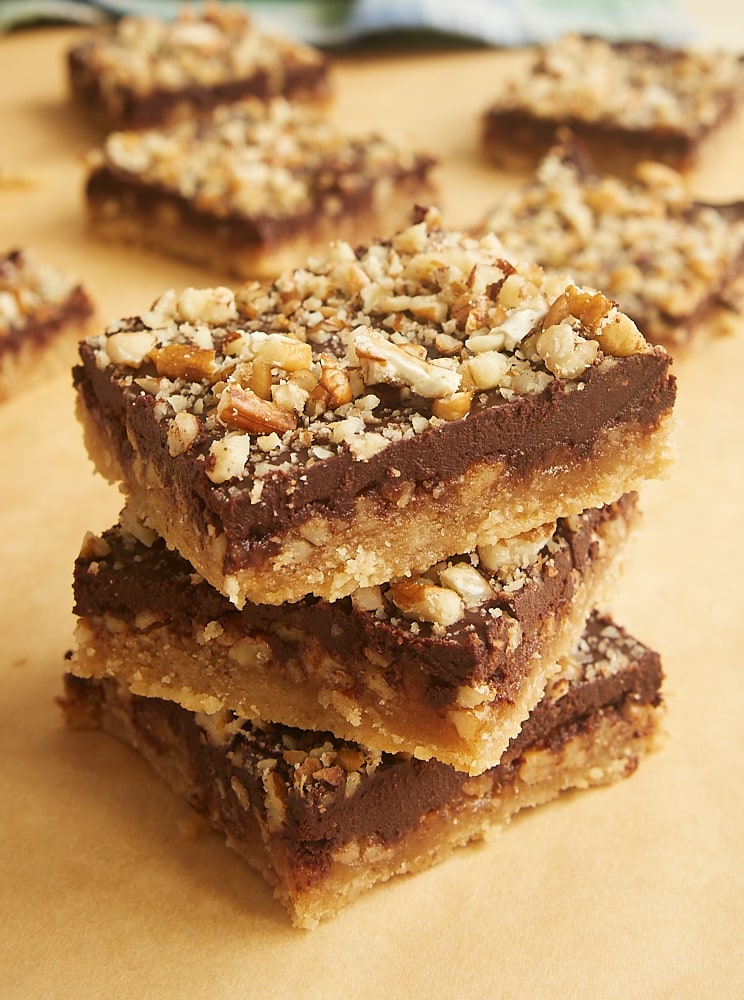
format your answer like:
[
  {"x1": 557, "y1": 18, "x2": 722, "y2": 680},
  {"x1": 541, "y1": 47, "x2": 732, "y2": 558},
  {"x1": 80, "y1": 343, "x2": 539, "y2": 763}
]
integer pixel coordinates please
[
  {"x1": 217, "y1": 384, "x2": 297, "y2": 434},
  {"x1": 353, "y1": 326, "x2": 461, "y2": 398},
  {"x1": 319, "y1": 357, "x2": 353, "y2": 408},
  {"x1": 154, "y1": 343, "x2": 218, "y2": 381},
  {"x1": 432, "y1": 390, "x2": 473, "y2": 421},
  {"x1": 565, "y1": 286, "x2": 612, "y2": 331},
  {"x1": 388, "y1": 578, "x2": 464, "y2": 626}
]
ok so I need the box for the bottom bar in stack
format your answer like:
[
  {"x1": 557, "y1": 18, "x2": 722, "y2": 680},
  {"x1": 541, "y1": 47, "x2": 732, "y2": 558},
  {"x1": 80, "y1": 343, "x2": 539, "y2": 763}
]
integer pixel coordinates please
[{"x1": 60, "y1": 612, "x2": 664, "y2": 929}]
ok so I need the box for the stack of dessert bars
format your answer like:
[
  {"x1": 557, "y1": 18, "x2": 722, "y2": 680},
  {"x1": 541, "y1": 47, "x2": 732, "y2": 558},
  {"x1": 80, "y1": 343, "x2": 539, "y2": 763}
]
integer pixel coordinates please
[{"x1": 62, "y1": 209, "x2": 676, "y2": 928}]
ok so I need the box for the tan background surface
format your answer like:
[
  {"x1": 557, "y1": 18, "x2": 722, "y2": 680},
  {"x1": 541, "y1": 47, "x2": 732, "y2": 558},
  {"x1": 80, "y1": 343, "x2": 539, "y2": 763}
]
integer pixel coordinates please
[{"x1": 1, "y1": 21, "x2": 743, "y2": 1000}]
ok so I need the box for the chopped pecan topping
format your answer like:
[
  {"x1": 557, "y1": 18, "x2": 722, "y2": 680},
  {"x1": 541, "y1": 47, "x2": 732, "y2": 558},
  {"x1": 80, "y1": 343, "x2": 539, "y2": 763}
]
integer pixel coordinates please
[
  {"x1": 92, "y1": 96, "x2": 432, "y2": 226},
  {"x1": 388, "y1": 579, "x2": 464, "y2": 627},
  {"x1": 84, "y1": 209, "x2": 657, "y2": 487}
]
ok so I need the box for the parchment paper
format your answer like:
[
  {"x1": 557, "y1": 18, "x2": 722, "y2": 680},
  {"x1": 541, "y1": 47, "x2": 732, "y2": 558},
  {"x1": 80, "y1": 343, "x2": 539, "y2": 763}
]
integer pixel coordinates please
[{"x1": 1, "y1": 23, "x2": 742, "y2": 1000}]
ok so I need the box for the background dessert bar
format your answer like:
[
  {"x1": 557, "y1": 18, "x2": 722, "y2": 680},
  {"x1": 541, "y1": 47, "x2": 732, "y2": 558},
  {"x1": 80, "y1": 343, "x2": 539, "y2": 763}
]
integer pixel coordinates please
[
  {"x1": 475, "y1": 135, "x2": 744, "y2": 347},
  {"x1": 482, "y1": 33, "x2": 744, "y2": 174},
  {"x1": 67, "y1": 4, "x2": 331, "y2": 130},
  {"x1": 0, "y1": 248, "x2": 94, "y2": 403},
  {"x1": 83, "y1": 98, "x2": 436, "y2": 279}
]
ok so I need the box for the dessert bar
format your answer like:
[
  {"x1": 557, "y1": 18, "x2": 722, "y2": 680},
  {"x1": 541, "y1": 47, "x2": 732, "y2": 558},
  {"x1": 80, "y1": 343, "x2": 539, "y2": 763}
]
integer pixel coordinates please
[
  {"x1": 482, "y1": 34, "x2": 744, "y2": 174},
  {"x1": 83, "y1": 97, "x2": 436, "y2": 279},
  {"x1": 68, "y1": 3, "x2": 330, "y2": 131},
  {"x1": 475, "y1": 135, "x2": 744, "y2": 347},
  {"x1": 74, "y1": 211, "x2": 676, "y2": 607},
  {"x1": 61, "y1": 613, "x2": 665, "y2": 929},
  {"x1": 70, "y1": 495, "x2": 636, "y2": 773},
  {"x1": 0, "y1": 249, "x2": 94, "y2": 403}
]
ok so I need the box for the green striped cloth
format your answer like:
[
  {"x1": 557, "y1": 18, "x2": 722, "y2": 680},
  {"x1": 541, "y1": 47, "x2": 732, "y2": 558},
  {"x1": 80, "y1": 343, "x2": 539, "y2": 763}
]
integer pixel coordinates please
[{"x1": 0, "y1": 0, "x2": 697, "y2": 46}]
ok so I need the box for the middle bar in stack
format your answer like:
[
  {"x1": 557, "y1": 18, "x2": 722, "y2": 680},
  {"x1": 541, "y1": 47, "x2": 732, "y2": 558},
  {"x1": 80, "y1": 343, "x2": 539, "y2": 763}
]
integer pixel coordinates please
[
  {"x1": 71, "y1": 494, "x2": 636, "y2": 774},
  {"x1": 71, "y1": 207, "x2": 676, "y2": 776}
]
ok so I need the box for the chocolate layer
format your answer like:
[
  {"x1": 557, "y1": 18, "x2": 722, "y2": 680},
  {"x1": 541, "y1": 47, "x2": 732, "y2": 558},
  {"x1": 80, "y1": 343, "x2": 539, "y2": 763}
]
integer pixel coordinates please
[
  {"x1": 483, "y1": 109, "x2": 693, "y2": 171},
  {"x1": 60, "y1": 612, "x2": 664, "y2": 890},
  {"x1": 75, "y1": 343, "x2": 672, "y2": 575}
]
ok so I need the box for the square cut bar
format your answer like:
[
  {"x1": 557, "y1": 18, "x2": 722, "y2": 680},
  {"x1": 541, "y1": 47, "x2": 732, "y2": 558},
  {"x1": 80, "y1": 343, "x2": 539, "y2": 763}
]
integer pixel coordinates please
[
  {"x1": 73, "y1": 210, "x2": 676, "y2": 608},
  {"x1": 0, "y1": 249, "x2": 94, "y2": 404},
  {"x1": 475, "y1": 135, "x2": 744, "y2": 347},
  {"x1": 70, "y1": 495, "x2": 636, "y2": 773},
  {"x1": 482, "y1": 34, "x2": 744, "y2": 174},
  {"x1": 68, "y1": 3, "x2": 331, "y2": 131},
  {"x1": 83, "y1": 97, "x2": 436, "y2": 279},
  {"x1": 60, "y1": 613, "x2": 665, "y2": 929}
]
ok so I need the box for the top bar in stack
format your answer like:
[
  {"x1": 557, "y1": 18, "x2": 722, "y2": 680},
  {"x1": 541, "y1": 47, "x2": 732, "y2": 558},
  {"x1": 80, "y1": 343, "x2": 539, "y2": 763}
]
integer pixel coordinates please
[
  {"x1": 67, "y1": 2, "x2": 331, "y2": 130},
  {"x1": 482, "y1": 34, "x2": 744, "y2": 174},
  {"x1": 74, "y1": 208, "x2": 676, "y2": 608}
]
